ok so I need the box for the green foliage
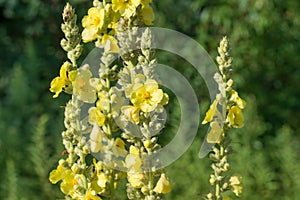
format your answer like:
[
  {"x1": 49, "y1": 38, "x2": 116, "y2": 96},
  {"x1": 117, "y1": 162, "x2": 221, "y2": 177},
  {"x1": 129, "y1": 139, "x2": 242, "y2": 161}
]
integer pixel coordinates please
[
  {"x1": 0, "y1": 0, "x2": 299, "y2": 199},
  {"x1": 2, "y1": 160, "x2": 18, "y2": 200}
]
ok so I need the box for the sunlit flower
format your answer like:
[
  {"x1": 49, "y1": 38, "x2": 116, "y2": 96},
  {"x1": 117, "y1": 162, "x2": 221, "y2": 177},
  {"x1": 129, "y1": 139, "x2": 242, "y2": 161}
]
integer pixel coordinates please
[
  {"x1": 206, "y1": 121, "x2": 223, "y2": 144},
  {"x1": 89, "y1": 107, "x2": 106, "y2": 127},
  {"x1": 202, "y1": 100, "x2": 221, "y2": 124},
  {"x1": 153, "y1": 173, "x2": 172, "y2": 194},
  {"x1": 229, "y1": 176, "x2": 242, "y2": 196},
  {"x1": 127, "y1": 171, "x2": 144, "y2": 188},
  {"x1": 49, "y1": 161, "x2": 66, "y2": 184},
  {"x1": 50, "y1": 61, "x2": 75, "y2": 98},
  {"x1": 226, "y1": 106, "x2": 244, "y2": 128},
  {"x1": 130, "y1": 79, "x2": 164, "y2": 112},
  {"x1": 140, "y1": 4, "x2": 155, "y2": 25},
  {"x1": 102, "y1": 34, "x2": 119, "y2": 53},
  {"x1": 96, "y1": 91, "x2": 110, "y2": 112},
  {"x1": 125, "y1": 146, "x2": 142, "y2": 170},
  {"x1": 112, "y1": 137, "x2": 127, "y2": 157},
  {"x1": 112, "y1": 0, "x2": 140, "y2": 18},
  {"x1": 82, "y1": 7, "x2": 105, "y2": 42},
  {"x1": 49, "y1": 160, "x2": 77, "y2": 196},
  {"x1": 89, "y1": 123, "x2": 103, "y2": 153},
  {"x1": 125, "y1": 146, "x2": 144, "y2": 188},
  {"x1": 230, "y1": 89, "x2": 246, "y2": 109},
  {"x1": 121, "y1": 105, "x2": 140, "y2": 124},
  {"x1": 73, "y1": 65, "x2": 97, "y2": 103},
  {"x1": 60, "y1": 170, "x2": 77, "y2": 195}
]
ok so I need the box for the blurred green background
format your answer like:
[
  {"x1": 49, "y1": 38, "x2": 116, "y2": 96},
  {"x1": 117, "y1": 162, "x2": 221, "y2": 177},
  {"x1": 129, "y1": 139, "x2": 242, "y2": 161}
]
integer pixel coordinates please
[{"x1": 1, "y1": 0, "x2": 300, "y2": 199}]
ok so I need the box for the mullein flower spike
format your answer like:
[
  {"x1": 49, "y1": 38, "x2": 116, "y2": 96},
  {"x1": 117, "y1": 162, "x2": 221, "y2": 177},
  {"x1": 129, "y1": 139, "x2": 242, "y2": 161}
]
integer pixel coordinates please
[
  {"x1": 203, "y1": 37, "x2": 245, "y2": 200},
  {"x1": 49, "y1": 1, "x2": 171, "y2": 199}
]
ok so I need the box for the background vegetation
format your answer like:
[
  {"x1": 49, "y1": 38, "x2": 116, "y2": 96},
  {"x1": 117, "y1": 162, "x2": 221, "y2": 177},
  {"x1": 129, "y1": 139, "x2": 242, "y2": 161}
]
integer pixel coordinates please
[{"x1": 0, "y1": 0, "x2": 299, "y2": 199}]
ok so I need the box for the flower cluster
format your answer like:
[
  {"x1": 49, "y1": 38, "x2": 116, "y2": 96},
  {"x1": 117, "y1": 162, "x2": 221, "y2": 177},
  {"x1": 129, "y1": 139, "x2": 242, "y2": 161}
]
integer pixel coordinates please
[
  {"x1": 203, "y1": 37, "x2": 245, "y2": 200},
  {"x1": 49, "y1": 1, "x2": 171, "y2": 199},
  {"x1": 81, "y1": 0, "x2": 154, "y2": 51}
]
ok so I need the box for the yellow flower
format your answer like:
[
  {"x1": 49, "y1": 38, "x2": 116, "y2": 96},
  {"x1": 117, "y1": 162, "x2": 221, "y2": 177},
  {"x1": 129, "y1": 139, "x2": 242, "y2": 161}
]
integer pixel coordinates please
[
  {"x1": 82, "y1": 7, "x2": 105, "y2": 42},
  {"x1": 127, "y1": 171, "x2": 144, "y2": 188},
  {"x1": 130, "y1": 79, "x2": 164, "y2": 112},
  {"x1": 73, "y1": 65, "x2": 97, "y2": 103},
  {"x1": 50, "y1": 61, "x2": 74, "y2": 98},
  {"x1": 112, "y1": 138, "x2": 127, "y2": 157},
  {"x1": 121, "y1": 105, "x2": 140, "y2": 124},
  {"x1": 227, "y1": 106, "x2": 244, "y2": 128},
  {"x1": 125, "y1": 146, "x2": 144, "y2": 188},
  {"x1": 206, "y1": 121, "x2": 223, "y2": 144},
  {"x1": 89, "y1": 123, "x2": 103, "y2": 153},
  {"x1": 229, "y1": 176, "x2": 242, "y2": 196},
  {"x1": 102, "y1": 34, "x2": 119, "y2": 53},
  {"x1": 112, "y1": 0, "x2": 155, "y2": 25},
  {"x1": 153, "y1": 173, "x2": 172, "y2": 194},
  {"x1": 96, "y1": 91, "x2": 110, "y2": 112},
  {"x1": 230, "y1": 89, "x2": 246, "y2": 109},
  {"x1": 60, "y1": 170, "x2": 77, "y2": 195},
  {"x1": 140, "y1": 4, "x2": 155, "y2": 25},
  {"x1": 202, "y1": 100, "x2": 220, "y2": 124},
  {"x1": 125, "y1": 146, "x2": 142, "y2": 170},
  {"x1": 49, "y1": 161, "x2": 78, "y2": 196},
  {"x1": 89, "y1": 107, "x2": 106, "y2": 127},
  {"x1": 49, "y1": 161, "x2": 66, "y2": 184},
  {"x1": 112, "y1": 0, "x2": 140, "y2": 18}
]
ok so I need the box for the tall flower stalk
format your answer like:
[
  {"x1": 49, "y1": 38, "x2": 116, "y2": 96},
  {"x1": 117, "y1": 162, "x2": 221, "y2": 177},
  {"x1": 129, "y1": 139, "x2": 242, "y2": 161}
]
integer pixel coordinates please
[
  {"x1": 202, "y1": 37, "x2": 245, "y2": 200},
  {"x1": 49, "y1": 1, "x2": 171, "y2": 199}
]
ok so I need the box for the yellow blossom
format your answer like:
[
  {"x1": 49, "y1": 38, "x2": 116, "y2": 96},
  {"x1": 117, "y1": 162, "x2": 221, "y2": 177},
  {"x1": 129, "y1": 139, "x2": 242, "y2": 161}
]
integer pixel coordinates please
[
  {"x1": 60, "y1": 170, "x2": 77, "y2": 195},
  {"x1": 82, "y1": 7, "x2": 105, "y2": 42},
  {"x1": 49, "y1": 161, "x2": 78, "y2": 196},
  {"x1": 89, "y1": 107, "x2": 106, "y2": 127},
  {"x1": 50, "y1": 61, "x2": 74, "y2": 98},
  {"x1": 49, "y1": 161, "x2": 66, "y2": 184},
  {"x1": 121, "y1": 105, "x2": 140, "y2": 124},
  {"x1": 89, "y1": 123, "x2": 103, "y2": 153},
  {"x1": 112, "y1": 0, "x2": 140, "y2": 18},
  {"x1": 229, "y1": 176, "x2": 242, "y2": 196},
  {"x1": 227, "y1": 106, "x2": 244, "y2": 128},
  {"x1": 140, "y1": 4, "x2": 155, "y2": 25},
  {"x1": 97, "y1": 173, "x2": 108, "y2": 188},
  {"x1": 73, "y1": 65, "x2": 97, "y2": 103},
  {"x1": 153, "y1": 173, "x2": 172, "y2": 194},
  {"x1": 127, "y1": 171, "x2": 144, "y2": 188},
  {"x1": 202, "y1": 100, "x2": 221, "y2": 124},
  {"x1": 230, "y1": 89, "x2": 246, "y2": 109},
  {"x1": 130, "y1": 79, "x2": 164, "y2": 112},
  {"x1": 102, "y1": 34, "x2": 119, "y2": 53},
  {"x1": 125, "y1": 146, "x2": 142, "y2": 170},
  {"x1": 206, "y1": 121, "x2": 223, "y2": 144},
  {"x1": 96, "y1": 91, "x2": 110, "y2": 112},
  {"x1": 112, "y1": 137, "x2": 127, "y2": 157}
]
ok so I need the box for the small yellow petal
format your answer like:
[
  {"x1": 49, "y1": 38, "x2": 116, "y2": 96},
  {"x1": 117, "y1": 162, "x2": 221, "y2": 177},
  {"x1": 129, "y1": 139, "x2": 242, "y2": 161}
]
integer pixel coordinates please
[
  {"x1": 206, "y1": 121, "x2": 223, "y2": 144},
  {"x1": 202, "y1": 100, "x2": 219, "y2": 124},
  {"x1": 227, "y1": 106, "x2": 244, "y2": 128},
  {"x1": 153, "y1": 173, "x2": 172, "y2": 194},
  {"x1": 89, "y1": 107, "x2": 106, "y2": 126},
  {"x1": 141, "y1": 5, "x2": 155, "y2": 25}
]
